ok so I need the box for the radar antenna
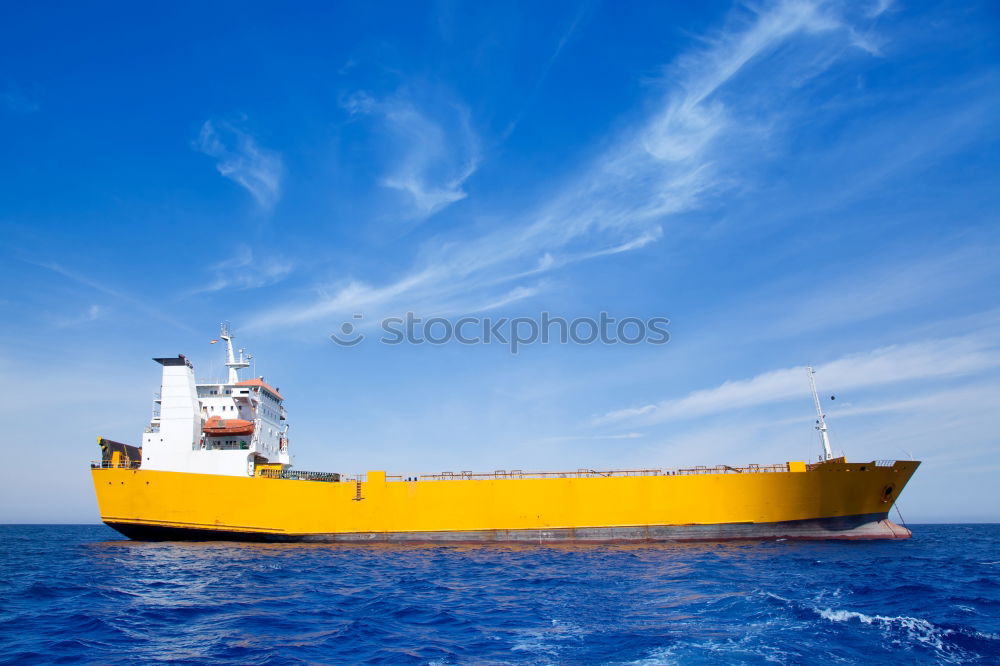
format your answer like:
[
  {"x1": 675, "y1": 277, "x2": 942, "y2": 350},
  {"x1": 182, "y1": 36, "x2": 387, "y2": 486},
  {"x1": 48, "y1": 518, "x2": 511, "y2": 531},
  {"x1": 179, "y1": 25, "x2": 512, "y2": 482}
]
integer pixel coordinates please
[
  {"x1": 219, "y1": 321, "x2": 250, "y2": 384},
  {"x1": 807, "y1": 366, "x2": 834, "y2": 461}
]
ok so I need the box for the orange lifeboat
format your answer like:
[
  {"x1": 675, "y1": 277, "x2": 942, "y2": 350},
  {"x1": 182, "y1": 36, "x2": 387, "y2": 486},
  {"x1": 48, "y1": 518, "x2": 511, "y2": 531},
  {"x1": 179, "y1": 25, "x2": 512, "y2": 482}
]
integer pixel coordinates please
[{"x1": 203, "y1": 415, "x2": 255, "y2": 437}]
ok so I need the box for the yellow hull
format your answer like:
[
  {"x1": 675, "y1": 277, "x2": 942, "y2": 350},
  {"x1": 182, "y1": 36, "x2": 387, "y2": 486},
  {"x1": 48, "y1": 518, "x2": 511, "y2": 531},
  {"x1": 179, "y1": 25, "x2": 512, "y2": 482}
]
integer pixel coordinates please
[{"x1": 92, "y1": 459, "x2": 919, "y2": 542}]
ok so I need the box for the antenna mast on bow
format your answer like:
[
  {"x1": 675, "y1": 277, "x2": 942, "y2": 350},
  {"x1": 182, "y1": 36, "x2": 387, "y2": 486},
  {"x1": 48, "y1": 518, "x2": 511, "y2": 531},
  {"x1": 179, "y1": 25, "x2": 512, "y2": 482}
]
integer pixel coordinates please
[{"x1": 807, "y1": 366, "x2": 834, "y2": 461}]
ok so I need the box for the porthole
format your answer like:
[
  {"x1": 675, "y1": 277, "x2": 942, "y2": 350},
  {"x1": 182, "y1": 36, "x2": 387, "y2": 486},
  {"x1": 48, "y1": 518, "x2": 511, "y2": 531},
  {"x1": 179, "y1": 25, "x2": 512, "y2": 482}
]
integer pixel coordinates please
[{"x1": 881, "y1": 484, "x2": 895, "y2": 503}]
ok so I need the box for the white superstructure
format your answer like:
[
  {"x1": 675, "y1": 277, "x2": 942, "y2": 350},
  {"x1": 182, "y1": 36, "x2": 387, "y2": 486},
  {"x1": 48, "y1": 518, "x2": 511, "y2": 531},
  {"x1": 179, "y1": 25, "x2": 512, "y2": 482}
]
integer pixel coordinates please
[{"x1": 140, "y1": 323, "x2": 290, "y2": 477}]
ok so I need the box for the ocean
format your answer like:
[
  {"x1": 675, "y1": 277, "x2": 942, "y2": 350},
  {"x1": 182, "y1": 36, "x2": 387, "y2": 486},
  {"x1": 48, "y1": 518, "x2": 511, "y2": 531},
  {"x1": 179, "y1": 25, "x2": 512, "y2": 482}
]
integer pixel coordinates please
[{"x1": 0, "y1": 524, "x2": 997, "y2": 664}]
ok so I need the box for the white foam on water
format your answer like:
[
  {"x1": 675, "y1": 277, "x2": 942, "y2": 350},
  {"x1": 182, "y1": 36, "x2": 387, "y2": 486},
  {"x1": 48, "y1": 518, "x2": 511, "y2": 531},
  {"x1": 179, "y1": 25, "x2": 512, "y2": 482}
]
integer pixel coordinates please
[
  {"x1": 814, "y1": 587, "x2": 843, "y2": 603},
  {"x1": 509, "y1": 617, "x2": 586, "y2": 656},
  {"x1": 761, "y1": 590, "x2": 793, "y2": 604},
  {"x1": 622, "y1": 634, "x2": 798, "y2": 665},
  {"x1": 815, "y1": 607, "x2": 1000, "y2": 661},
  {"x1": 619, "y1": 646, "x2": 677, "y2": 665},
  {"x1": 620, "y1": 594, "x2": 804, "y2": 666},
  {"x1": 818, "y1": 608, "x2": 951, "y2": 650}
]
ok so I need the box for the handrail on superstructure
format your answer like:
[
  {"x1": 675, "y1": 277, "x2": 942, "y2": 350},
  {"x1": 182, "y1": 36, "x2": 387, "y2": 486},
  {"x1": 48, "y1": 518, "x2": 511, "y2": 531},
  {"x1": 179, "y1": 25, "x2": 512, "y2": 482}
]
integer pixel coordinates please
[
  {"x1": 94, "y1": 458, "x2": 913, "y2": 480},
  {"x1": 91, "y1": 459, "x2": 141, "y2": 470},
  {"x1": 256, "y1": 468, "x2": 341, "y2": 482}
]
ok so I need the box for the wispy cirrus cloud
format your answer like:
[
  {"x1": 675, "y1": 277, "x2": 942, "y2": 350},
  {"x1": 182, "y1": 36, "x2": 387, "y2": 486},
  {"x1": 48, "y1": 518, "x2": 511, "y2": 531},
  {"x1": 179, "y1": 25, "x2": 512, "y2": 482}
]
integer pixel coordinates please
[
  {"x1": 35, "y1": 262, "x2": 195, "y2": 333},
  {"x1": 189, "y1": 246, "x2": 293, "y2": 295},
  {"x1": 761, "y1": 246, "x2": 1000, "y2": 339},
  {"x1": 533, "y1": 432, "x2": 645, "y2": 444},
  {"x1": 54, "y1": 304, "x2": 104, "y2": 328},
  {"x1": 502, "y1": 2, "x2": 593, "y2": 139},
  {"x1": 250, "y1": 0, "x2": 883, "y2": 331},
  {"x1": 342, "y1": 90, "x2": 481, "y2": 222},
  {"x1": 194, "y1": 120, "x2": 283, "y2": 210},
  {"x1": 594, "y1": 331, "x2": 1000, "y2": 426}
]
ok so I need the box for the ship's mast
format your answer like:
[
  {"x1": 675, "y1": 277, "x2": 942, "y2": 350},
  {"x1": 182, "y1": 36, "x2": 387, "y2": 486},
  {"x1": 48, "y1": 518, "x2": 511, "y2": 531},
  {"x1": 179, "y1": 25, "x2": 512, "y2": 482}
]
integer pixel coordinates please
[
  {"x1": 220, "y1": 321, "x2": 250, "y2": 384},
  {"x1": 807, "y1": 366, "x2": 834, "y2": 461}
]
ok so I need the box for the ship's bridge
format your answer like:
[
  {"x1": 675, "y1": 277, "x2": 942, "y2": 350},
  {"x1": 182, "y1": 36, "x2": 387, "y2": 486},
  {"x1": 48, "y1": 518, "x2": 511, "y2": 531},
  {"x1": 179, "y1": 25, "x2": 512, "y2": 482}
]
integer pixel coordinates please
[
  {"x1": 194, "y1": 376, "x2": 287, "y2": 460},
  {"x1": 138, "y1": 324, "x2": 290, "y2": 477}
]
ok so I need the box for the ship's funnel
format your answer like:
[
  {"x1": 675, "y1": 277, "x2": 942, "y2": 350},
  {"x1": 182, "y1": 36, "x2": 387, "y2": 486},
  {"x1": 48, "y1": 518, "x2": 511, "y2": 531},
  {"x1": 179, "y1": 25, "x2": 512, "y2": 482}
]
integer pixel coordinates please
[{"x1": 143, "y1": 356, "x2": 201, "y2": 470}]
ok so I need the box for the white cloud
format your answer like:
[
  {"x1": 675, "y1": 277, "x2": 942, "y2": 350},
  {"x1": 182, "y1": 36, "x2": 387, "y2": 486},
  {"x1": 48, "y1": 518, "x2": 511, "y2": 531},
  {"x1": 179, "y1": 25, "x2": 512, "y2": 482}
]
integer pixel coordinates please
[
  {"x1": 36, "y1": 262, "x2": 195, "y2": 333},
  {"x1": 867, "y1": 0, "x2": 894, "y2": 18},
  {"x1": 467, "y1": 284, "x2": 543, "y2": 313},
  {"x1": 825, "y1": 382, "x2": 1000, "y2": 421},
  {"x1": 341, "y1": 90, "x2": 375, "y2": 115},
  {"x1": 758, "y1": 245, "x2": 1000, "y2": 340},
  {"x1": 534, "y1": 432, "x2": 646, "y2": 443},
  {"x1": 501, "y1": 2, "x2": 592, "y2": 139},
  {"x1": 595, "y1": 331, "x2": 1000, "y2": 426},
  {"x1": 343, "y1": 90, "x2": 481, "y2": 222},
  {"x1": 194, "y1": 120, "x2": 283, "y2": 209},
  {"x1": 189, "y1": 246, "x2": 293, "y2": 294},
  {"x1": 250, "y1": 0, "x2": 883, "y2": 331},
  {"x1": 54, "y1": 304, "x2": 104, "y2": 328}
]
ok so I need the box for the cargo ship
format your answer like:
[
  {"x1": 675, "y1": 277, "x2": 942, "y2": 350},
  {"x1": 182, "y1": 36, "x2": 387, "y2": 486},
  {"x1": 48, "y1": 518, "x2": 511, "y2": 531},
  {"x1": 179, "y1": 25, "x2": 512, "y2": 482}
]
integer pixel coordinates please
[{"x1": 91, "y1": 324, "x2": 919, "y2": 542}]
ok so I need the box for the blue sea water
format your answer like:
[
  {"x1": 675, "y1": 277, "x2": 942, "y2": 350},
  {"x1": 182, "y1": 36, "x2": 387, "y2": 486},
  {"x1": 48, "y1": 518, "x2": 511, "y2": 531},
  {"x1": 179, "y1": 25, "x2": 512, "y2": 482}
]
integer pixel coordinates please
[{"x1": 0, "y1": 525, "x2": 998, "y2": 664}]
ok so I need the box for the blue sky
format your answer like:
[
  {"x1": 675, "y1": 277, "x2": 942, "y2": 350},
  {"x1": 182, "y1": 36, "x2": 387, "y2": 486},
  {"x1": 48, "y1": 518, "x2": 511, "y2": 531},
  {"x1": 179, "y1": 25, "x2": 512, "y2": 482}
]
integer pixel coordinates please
[{"x1": 1, "y1": 0, "x2": 998, "y2": 523}]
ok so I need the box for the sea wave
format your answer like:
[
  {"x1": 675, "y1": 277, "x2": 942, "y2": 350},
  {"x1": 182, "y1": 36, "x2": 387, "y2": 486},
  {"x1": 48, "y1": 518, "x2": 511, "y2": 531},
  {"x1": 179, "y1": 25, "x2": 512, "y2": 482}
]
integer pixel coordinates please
[
  {"x1": 1, "y1": 525, "x2": 999, "y2": 664},
  {"x1": 816, "y1": 607, "x2": 999, "y2": 663}
]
